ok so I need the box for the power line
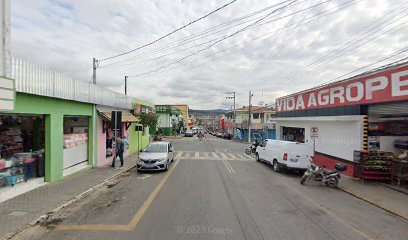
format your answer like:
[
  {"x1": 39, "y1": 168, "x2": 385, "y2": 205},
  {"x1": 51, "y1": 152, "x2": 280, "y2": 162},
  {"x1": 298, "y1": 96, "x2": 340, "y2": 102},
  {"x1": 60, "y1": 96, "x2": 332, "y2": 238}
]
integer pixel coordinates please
[
  {"x1": 101, "y1": 0, "x2": 309, "y2": 69},
  {"x1": 127, "y1": 0, "x2": 298, "y2": 79},
  {"x1": 100, "y1": 0, "x2": 299, "y2": 68},
  {"x1": 99, "y1": 0, "x2": 238, "y2": 62},
  {"x1": 280, "y1": 16, "x2": 408, "y2": 86},
  {"x1": 249, "y1": 48, "x2": 408, "y2": 94},
  {"x1": 282, "y1": 1, "x2": 408, "y2": 82},
  {"x1": 124, "y1": 0, "x2": 357, "y2": 79},
  {"x1": 320, "y1": 47, "x2": 408, "y2": 85},
  {"x1": 238, "y1": 0, "x2": 319, "y2": 84}
]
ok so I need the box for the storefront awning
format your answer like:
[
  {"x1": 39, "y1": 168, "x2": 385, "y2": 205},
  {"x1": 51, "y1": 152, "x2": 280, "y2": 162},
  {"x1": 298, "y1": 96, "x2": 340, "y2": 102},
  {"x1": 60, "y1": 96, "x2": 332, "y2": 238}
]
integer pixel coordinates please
[{"x1": 98, "y1": 111, "x2": 140, "y2": 123}]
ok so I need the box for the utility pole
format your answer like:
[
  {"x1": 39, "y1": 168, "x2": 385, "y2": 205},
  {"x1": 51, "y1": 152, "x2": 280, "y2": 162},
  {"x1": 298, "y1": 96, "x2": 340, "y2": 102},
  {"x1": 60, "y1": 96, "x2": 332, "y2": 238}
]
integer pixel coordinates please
[
  {"x1": 124, "y1": 76, "x2": 128, "y2": 95},
  {"x1": 0, "y1": 0, "x2": 11, "y2": 78},
  {"x1": 248, "y1": 91, "x2": 253, "y2": 143},
  {"x1": 92, "y1": 58, "x2": 98, "y2": 84},
  {"x1": 225, "y1": 92, "x2": 236, "y2": 138}
]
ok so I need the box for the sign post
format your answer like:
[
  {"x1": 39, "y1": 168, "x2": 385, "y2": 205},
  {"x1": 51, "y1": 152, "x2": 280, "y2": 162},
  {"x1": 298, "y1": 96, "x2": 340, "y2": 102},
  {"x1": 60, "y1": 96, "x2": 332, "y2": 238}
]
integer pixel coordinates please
[{"x1": 310, "y1": 127, "x2": 319, "y2": 153}]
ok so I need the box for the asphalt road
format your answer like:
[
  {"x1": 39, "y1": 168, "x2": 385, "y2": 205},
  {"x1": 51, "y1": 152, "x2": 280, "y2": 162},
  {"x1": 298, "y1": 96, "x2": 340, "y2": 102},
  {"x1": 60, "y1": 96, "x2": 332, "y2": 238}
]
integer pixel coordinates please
[{"x1": 15, "y1": 134, "x2": 408, "y2": 240}]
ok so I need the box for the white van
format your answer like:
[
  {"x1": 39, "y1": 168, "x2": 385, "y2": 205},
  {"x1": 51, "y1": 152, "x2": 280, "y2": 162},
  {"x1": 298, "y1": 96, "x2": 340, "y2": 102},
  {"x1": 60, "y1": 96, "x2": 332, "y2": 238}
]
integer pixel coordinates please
[{"x1": 255, "y1": 139, "x2": 313, "y2": 172}]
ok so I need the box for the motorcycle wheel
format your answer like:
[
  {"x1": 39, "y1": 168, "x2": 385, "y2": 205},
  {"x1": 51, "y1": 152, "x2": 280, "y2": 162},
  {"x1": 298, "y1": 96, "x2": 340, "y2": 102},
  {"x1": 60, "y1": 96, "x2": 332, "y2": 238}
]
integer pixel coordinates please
[
  {"x1": 300, "y1": 174, "x2": 308, "y2": 185},
  {"x1": 245, "y1": 148, "x2": 252, "y2": 155},
  {"x1": 325, "y1": 177, "x2": 339, "y2": 188}
]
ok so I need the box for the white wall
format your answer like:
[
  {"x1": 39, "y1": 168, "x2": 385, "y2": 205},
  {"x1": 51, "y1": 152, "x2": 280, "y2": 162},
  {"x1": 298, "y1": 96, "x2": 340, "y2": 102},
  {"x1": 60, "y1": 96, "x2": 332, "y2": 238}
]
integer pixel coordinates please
[
  {"x1": 157, "y1": 113, "x2": 170, "y2": 128},
  {"x1": 275, "y1": 116, "x2": 364, "y2": 161}
]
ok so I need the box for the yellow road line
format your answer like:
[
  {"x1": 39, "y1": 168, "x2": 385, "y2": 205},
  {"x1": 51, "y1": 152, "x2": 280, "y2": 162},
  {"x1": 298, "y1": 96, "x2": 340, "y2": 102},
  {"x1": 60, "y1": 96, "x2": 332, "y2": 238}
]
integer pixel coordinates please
[
  {"x1": 55, "y1": 159, "x2": 181, "y2": 231},
  {"x1": 127, "y1": 159, "x2": 180, "y2": 229}
]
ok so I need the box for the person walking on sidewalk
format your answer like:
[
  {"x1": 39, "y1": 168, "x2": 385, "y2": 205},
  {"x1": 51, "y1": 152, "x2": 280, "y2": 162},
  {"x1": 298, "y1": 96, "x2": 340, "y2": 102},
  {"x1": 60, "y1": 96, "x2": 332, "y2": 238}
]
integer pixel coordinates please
[{"x1": 112, "y1": 138, "x2": 124, "y2": 169}]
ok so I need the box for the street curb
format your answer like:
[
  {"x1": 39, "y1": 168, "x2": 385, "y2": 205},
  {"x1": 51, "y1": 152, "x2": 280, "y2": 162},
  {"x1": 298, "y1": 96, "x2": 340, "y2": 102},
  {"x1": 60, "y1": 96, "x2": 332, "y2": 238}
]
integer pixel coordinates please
[
  {"x1": 380, "y1": 183, "x2": 408, "y2": 195},
  {"x1": 338, "y1": 186, "x2": 408, "y2": 221},
  {"x1": 3, "y1": 164, "x2": 136, "y2": 240}
]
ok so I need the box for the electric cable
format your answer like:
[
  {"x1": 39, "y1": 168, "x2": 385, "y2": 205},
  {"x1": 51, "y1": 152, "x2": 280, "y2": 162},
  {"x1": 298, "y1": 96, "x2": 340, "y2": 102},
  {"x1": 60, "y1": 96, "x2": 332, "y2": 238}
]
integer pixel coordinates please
[
  {"x1": 99, "y1": 0, "x2": 239, "y2": 62},
  {"x1": 127, "y1": 0, "x2": 298, "y2": 78}
]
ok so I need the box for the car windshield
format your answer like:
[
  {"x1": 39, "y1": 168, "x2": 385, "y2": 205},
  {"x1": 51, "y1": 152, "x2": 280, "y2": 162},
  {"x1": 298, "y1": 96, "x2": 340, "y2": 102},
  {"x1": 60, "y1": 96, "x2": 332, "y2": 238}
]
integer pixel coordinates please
[{"x1": 144, "y1": 144, "x2": 167, "y2": 153}]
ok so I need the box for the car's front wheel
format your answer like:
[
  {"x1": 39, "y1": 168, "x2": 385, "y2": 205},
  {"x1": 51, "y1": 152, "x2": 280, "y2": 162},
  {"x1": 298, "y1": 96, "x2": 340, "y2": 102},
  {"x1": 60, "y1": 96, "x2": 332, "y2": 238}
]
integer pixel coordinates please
[
  {"x1": 256, "y1": 153, "x2": 260, "y2": 162},
  {"x1": 164, "y1": 160, "x2": 169, "y2": 171}
]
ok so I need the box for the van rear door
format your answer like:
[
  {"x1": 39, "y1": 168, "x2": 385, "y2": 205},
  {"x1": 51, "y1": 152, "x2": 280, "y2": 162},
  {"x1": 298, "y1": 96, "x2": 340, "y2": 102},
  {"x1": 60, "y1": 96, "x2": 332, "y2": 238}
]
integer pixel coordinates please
[{"x1": 285, "y1": 143, "x2": 312, "y2": 169}]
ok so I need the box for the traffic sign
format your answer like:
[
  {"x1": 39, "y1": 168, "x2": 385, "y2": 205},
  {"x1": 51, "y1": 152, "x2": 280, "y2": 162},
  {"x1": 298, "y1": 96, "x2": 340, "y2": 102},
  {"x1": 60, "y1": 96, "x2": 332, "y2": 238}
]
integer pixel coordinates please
[{"x1": 310, "y1": 127, "x2": 319, "y2": 139}]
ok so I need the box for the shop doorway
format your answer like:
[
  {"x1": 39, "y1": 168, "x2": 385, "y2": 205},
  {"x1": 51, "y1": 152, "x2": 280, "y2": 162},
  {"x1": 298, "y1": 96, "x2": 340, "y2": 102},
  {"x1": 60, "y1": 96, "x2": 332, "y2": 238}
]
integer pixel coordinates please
[
  {"x1": 281, "y1": 126, "x2": 305, "y2": 143},
  {"x1": 0, "y1": 115, "x2": 46, "y2": 193},
  {"x1": 63, "y1": 116, "x2": 89, "y2": 176}
]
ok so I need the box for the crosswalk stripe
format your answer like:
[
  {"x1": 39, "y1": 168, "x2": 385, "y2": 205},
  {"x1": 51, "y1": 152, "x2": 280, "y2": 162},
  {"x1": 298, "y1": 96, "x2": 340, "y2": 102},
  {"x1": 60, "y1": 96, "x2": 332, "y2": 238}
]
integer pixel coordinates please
[
  {"x1": 219, "y1": 153, "x2": 228, "y2": 159},
  {"x1": 175, "y1": 152, "x2": 182, "y2": 159},
  {"x1": 174, "y1": 151, "x2": 253, "y2": 161}
]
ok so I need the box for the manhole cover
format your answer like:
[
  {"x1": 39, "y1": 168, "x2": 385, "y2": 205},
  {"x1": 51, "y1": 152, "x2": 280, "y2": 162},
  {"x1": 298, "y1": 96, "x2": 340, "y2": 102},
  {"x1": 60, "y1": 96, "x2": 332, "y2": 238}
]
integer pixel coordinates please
[{"x1": 8, "y1": 211, "x2": 28, "y2": 216}]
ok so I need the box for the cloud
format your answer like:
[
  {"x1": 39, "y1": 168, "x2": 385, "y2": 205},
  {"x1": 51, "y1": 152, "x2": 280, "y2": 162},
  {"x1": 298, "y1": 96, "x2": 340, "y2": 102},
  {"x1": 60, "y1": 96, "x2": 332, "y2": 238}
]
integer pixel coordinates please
[{"x1": 10, "y1": 0, "x2": 408, "y2": 109}]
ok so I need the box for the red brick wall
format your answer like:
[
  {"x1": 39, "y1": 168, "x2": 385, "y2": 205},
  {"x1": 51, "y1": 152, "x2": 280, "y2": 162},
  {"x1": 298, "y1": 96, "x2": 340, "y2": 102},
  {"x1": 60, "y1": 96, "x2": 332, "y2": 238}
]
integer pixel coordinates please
[{"x1": 313, "y1": 152, "x2": 356, "y2": 177}]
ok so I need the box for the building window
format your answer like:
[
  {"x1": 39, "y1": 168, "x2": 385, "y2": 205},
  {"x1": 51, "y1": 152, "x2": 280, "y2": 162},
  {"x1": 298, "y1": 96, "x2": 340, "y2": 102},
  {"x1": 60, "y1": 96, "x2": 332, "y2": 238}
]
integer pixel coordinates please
[{"x1": 253, "y1": 113, "x2": 259, "y2": 119}]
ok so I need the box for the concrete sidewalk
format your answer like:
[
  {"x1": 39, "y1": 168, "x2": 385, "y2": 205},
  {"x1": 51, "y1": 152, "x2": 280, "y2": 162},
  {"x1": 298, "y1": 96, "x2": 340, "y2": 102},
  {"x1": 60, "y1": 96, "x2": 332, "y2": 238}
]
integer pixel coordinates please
[
  {"x1": 339, "y1": 176, "x2": 408, "y2": 220},
  {"x1": 0, "y1": 155, "x2": 138, "y2": 240}
]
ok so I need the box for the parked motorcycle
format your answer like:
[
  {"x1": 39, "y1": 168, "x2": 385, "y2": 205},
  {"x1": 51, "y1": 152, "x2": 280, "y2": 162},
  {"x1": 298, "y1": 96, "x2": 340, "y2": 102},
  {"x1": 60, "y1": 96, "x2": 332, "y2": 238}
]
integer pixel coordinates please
[
  {"x1": 300, "y1": 159, "x2": 347, "y2": 188},
  {"x1": 245, "y1": 140, "x2": 260, "y2": 155}
]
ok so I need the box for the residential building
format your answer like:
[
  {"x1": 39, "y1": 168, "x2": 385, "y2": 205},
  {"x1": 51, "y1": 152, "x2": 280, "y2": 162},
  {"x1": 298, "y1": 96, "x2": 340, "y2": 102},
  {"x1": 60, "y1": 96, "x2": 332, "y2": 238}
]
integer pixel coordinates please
[
  {"x1": 155, "y1": 105, "x2": 183, "y2": 136},
  {"x1": 225, "y1": 106, "x2": 276, "y2": 141}
]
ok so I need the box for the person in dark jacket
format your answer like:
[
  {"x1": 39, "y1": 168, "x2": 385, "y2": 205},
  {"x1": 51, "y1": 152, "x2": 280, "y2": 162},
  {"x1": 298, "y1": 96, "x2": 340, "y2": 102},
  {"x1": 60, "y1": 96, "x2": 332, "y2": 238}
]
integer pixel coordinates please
[{"x1": 111, "y1": 138, "x2": 124, "y2": 168}]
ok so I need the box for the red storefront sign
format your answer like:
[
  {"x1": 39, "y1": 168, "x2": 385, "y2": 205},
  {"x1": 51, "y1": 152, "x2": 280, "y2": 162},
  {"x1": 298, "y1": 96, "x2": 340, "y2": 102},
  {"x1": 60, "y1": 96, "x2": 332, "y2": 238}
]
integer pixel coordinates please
[
  {"x1": 225, "y1": 122, "x2": 233, "y2": 128},
  {"x1": 276, "y1": 64, "x2": 408, "y2": 112}
]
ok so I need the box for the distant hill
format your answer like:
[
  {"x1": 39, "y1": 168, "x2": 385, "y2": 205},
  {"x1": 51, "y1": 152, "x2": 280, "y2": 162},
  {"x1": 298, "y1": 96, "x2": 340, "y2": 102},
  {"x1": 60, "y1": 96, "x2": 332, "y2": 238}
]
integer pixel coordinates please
[{"x1": 189, "y1": 109, "x2": 226, "y2": 115}]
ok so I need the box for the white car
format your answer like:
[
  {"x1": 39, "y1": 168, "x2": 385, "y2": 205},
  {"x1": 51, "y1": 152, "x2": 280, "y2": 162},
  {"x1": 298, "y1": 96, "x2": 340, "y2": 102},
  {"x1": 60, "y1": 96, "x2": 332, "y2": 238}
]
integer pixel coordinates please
[
  {"x1": 255, "y1": 139, "x2": 313, "y2": 173},
  {"x1": 137, "y1": 142, "x2": 174, "y2": 171}
]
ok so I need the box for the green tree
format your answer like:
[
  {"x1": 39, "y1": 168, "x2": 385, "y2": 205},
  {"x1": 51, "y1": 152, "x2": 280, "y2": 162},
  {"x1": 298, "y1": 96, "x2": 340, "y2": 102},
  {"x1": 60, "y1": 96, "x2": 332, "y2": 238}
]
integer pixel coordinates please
[{"x1": 139, "y1": 114, "x2": 158, "y2": 134}]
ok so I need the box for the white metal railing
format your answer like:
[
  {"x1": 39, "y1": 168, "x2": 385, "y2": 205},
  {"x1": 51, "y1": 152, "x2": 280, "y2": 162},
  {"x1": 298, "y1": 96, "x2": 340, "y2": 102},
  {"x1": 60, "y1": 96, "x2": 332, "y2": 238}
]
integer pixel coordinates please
[{"x1": 10, "y1": 57, "x2": 134, "y2": 109}]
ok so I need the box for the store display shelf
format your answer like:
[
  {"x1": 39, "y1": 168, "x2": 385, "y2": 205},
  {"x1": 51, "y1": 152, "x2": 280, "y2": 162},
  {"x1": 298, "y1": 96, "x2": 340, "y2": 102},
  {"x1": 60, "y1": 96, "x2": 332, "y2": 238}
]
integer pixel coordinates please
[
  {"x1": 362, "y1": 167, "x2": 391, "y2": 170},
  {"x1": 0, "y1": 147, "x2": 23, "y2": 152},
  {"x1": 362, "y1": 171, "x2": 391, "y2": 175},
  {"x1": 361, "y1": 176, "x2": 391, "y2": 180},
  {"x1": 2, "y1": 133, "x2": 22, "y2": 136},
  {"x1": 0, "y1": 163, "x2": 27, "y2": 171},
  {"x1": 364, "y1": 160, "x2": 391, "y2": 165}
]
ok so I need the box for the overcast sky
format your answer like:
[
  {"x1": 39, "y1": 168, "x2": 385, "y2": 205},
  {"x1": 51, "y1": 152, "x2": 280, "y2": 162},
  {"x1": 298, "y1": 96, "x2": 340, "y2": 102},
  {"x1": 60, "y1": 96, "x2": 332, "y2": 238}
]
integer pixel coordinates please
[{"x1": 11, "y1": 0, "x2": 408, "y2": 109}]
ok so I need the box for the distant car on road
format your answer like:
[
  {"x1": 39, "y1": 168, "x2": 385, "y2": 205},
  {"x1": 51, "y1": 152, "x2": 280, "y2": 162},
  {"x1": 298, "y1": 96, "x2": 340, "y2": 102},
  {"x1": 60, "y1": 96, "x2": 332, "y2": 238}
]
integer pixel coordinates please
[
  {"x1": 192, "y1": 127, "x2": 198, "y2": 135},
  {"x1": 137, "y1": 142, "x2": 174, "y2": 171},
  {"x1": 222, "y1": 133, "x2": 232, "y2": 140},
  {"x1": 184, "y1": 130, "x2": 193, "y2": 137},
  {"x1": 216, "y1": 132, "x2": 223, "y2": 138}
]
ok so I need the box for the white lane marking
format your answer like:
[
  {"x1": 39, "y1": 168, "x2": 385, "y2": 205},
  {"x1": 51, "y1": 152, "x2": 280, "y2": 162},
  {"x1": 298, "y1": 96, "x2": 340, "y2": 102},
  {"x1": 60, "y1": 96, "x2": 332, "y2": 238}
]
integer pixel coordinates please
[
  {"x1": 137, "y1": 174, "x2": 152, "y2": 180},
  {"x1": 175, "y1": 151, "x2": 183, "y2": 159},
  {"x1": 223, "y1": 160, "x2": 232, "y2": 173},
  {"x1": 223, "y1": 160, "x2": 235, "y2": 174},
  {"x1": 219, "y1": 153, "x2": 228, "y2": 159},
  {"x1": 175, "y1": 151, "x2": 252, "y2": 162}
]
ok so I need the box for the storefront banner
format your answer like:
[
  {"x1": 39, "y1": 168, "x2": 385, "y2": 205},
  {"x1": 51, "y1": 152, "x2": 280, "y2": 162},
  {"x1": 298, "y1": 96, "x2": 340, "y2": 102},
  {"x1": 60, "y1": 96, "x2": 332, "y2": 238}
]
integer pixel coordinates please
[
  {"x1": 276, "y1": 64, "x2": 408, "y2": 112},
  {"x1": 0, "y1": 77, "x2": 15, "y2": 111},
  {"x1": 225, "y1": 122, "x2": 233, "y2": 128},
  {"x1": 134, "y1": 104, "x2": 155, "y2": 115}
]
